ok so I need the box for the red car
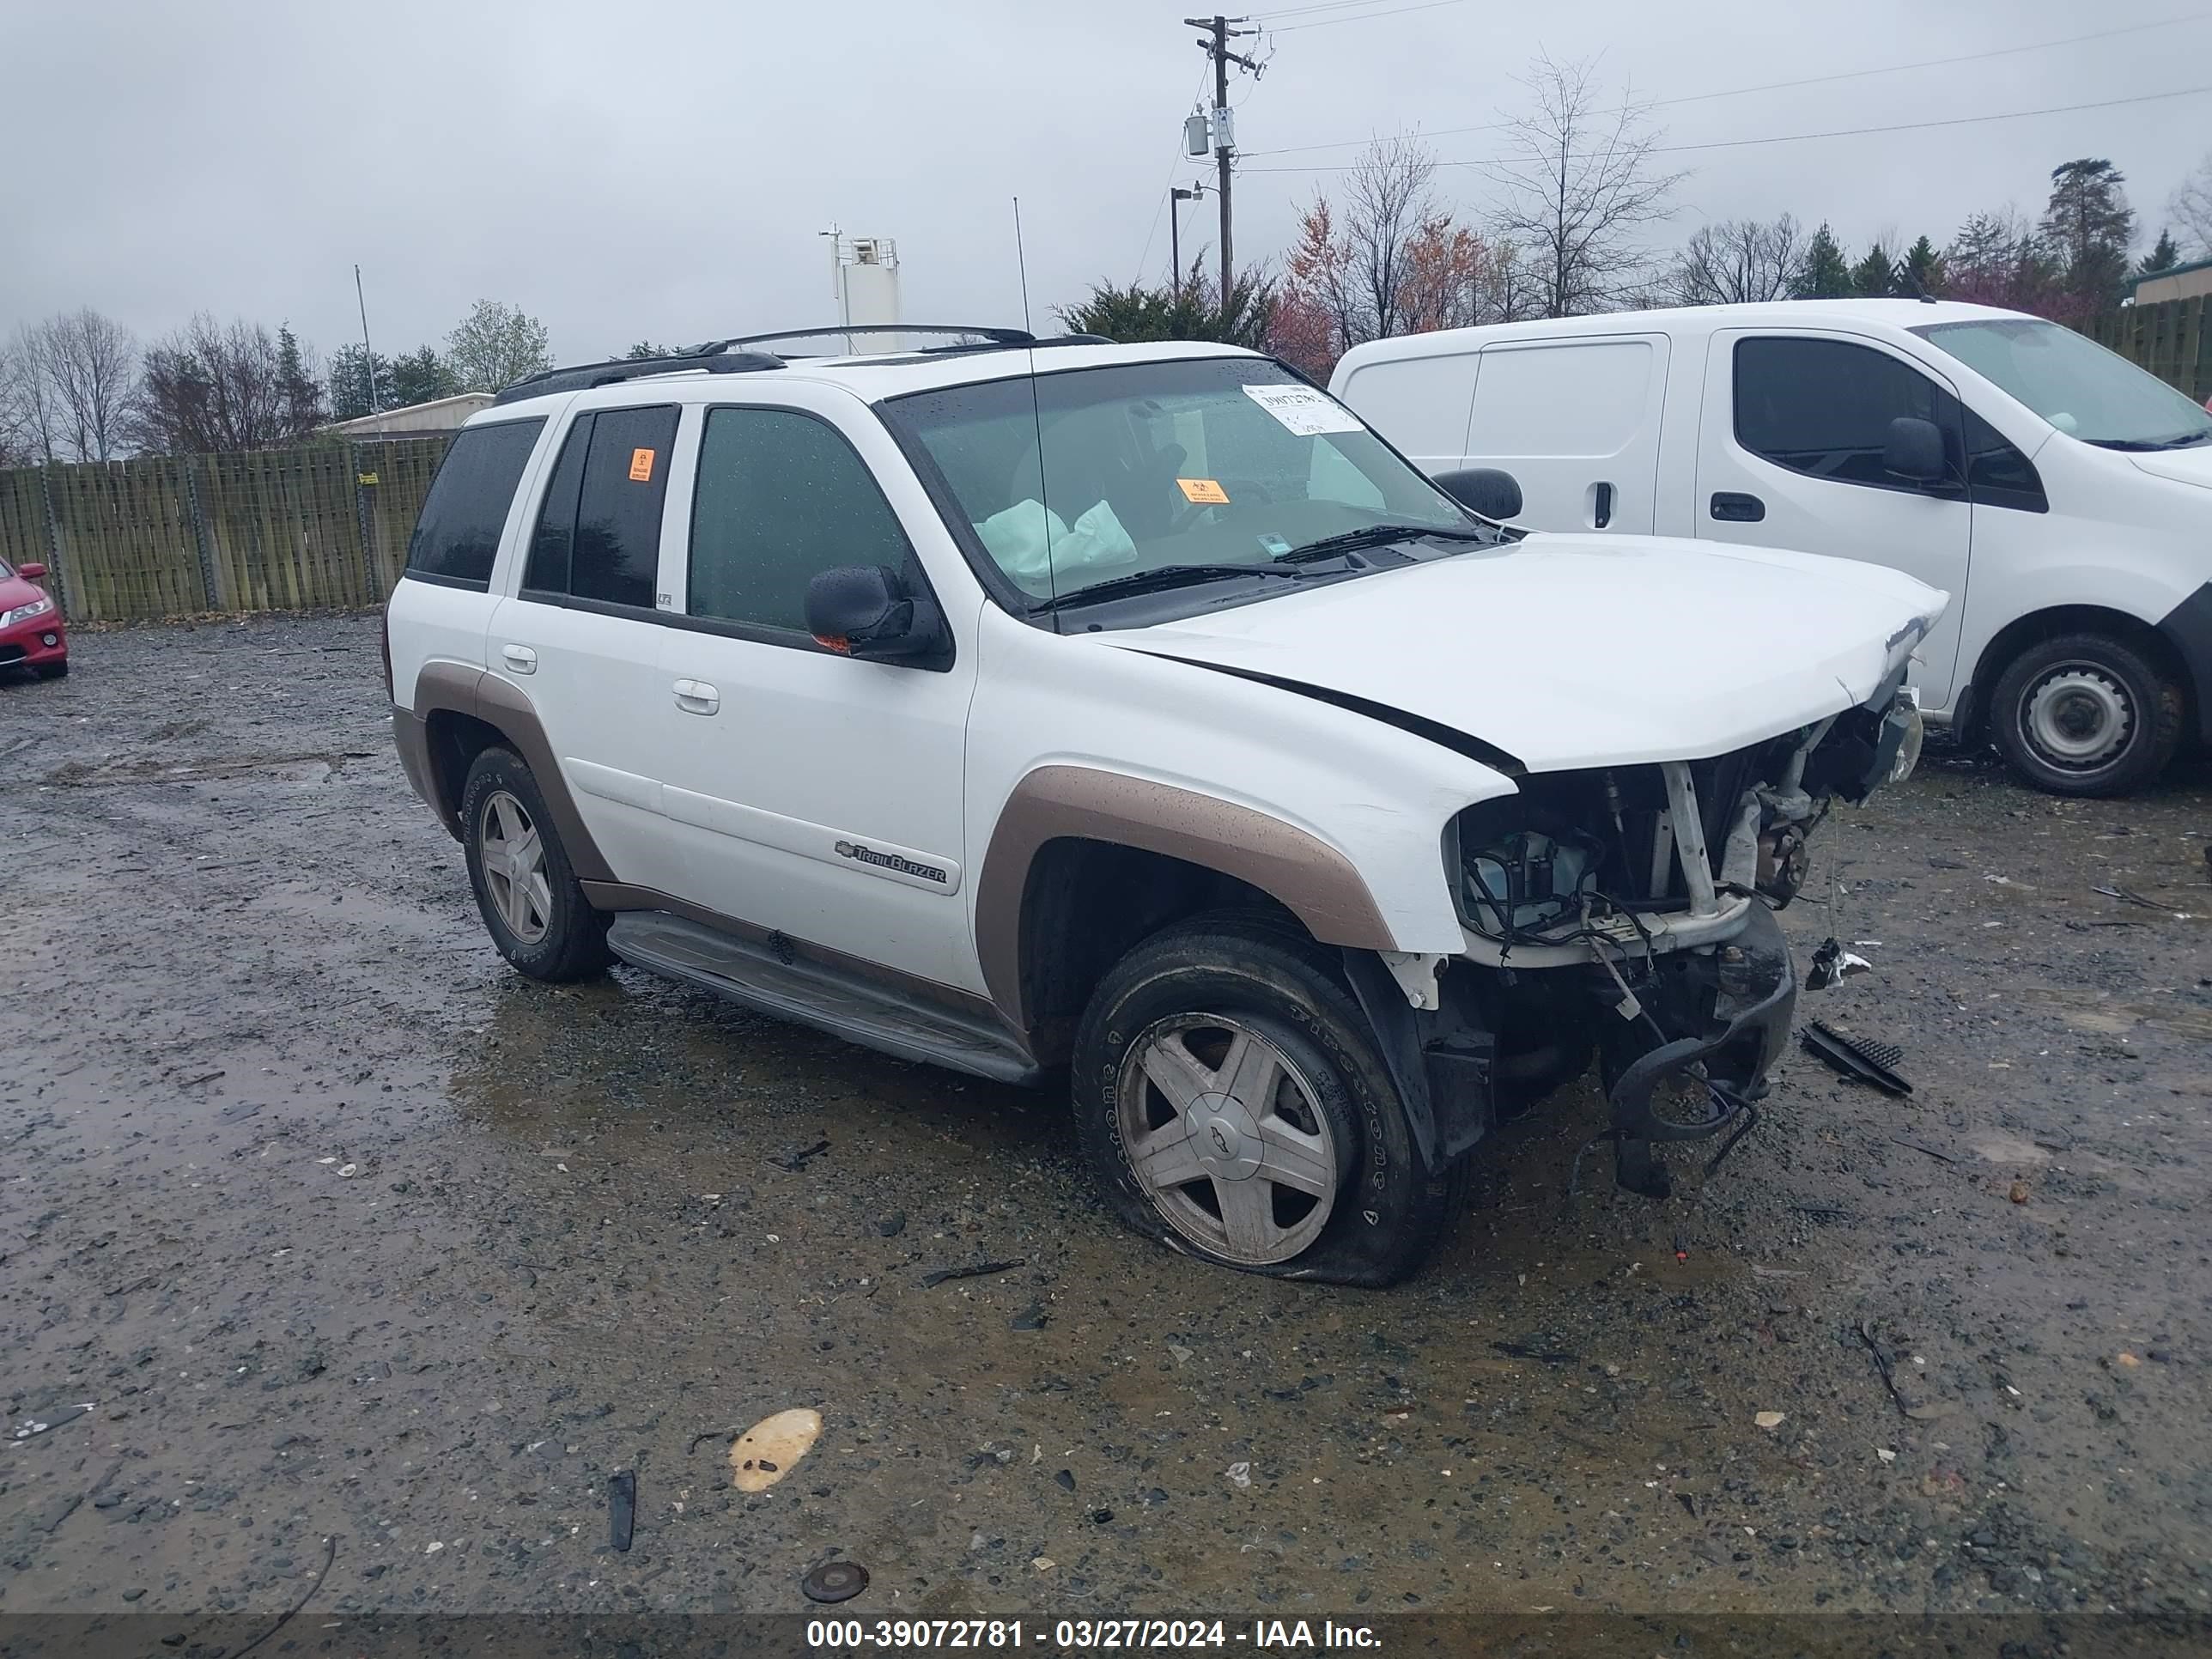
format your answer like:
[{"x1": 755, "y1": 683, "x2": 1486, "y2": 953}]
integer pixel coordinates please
[{"x1": 0, "y1": 557, "x2": 66, "y2": 679}]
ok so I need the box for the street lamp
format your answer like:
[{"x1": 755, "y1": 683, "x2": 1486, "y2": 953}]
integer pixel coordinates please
[{"x1": 1170, "y1": 185, "x2": 1206, "y2": 300}]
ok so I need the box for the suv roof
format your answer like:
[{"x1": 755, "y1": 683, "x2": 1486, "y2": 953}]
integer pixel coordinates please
[{"x1": 486, "y1": 331, "x2": 1266, "y2": 418}]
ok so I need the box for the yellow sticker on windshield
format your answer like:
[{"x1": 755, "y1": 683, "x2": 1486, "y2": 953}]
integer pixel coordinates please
[{"x1": 1176, "y1": 477, "x2": 1230, "y2": 504}]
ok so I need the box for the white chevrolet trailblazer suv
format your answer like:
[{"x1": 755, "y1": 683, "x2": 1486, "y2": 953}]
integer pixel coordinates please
[{"x1": 384, "y1": 326, "x2": 1944, "y2": 1285}]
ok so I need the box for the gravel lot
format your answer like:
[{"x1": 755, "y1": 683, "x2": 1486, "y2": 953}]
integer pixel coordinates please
[{"x1": 3, "y1": 613, "x2": 2211, "y2": 1644}]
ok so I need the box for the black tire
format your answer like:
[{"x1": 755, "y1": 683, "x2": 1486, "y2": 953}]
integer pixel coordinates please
[
  {"x1": 1988, "y1": 631, "x2": 2183, "y2": 798},
  {"x1": 459, "y1": 746, "x2": 611, "y2": 981},
  {"x1": 33, "y1": 660, "x2": 67, "y2": 679},
  {"x1": 1071, "y1": 913, "x2": 1459, "y2": 1286}
]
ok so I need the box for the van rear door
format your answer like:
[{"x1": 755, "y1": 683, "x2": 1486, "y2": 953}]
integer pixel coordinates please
[
  {"x1": 1695, "y1": 329, "x2": 1971, "y2": 708},
  {"x1": 1463, "y1": 334, "x2": 1668, "y2": 533}
]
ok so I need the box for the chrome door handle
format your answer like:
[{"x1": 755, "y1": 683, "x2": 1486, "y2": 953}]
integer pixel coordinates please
[
  {"x1": 673, "y1": 678, "x2": 720, "y2": 715},
  {"x1": 501, "y1": 644, "x2": 538, "y2": 674}
]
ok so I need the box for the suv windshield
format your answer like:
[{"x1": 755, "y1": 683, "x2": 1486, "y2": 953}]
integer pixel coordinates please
[
  {"x1": 1911, "y1": 317, "x2": 2212, "y2": 450},
  {"x1": 884, "y1": 356, "x2": 1478, "y2": 611}
]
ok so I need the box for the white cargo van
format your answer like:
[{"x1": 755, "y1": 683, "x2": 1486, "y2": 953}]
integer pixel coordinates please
[{"x1": 1331, "y1": 300, "x2": 2212, "y2": 796}]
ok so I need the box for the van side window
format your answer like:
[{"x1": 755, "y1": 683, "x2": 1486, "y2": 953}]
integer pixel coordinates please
[
  {"x1": 522, "y1": 405, "x2": 678, "y2": 608},
  {"x1": 1962, "y1": 407, "x2": 2048, "y2": 513},
  {"x1": 687, "y1": 407, "x2": 913, "y2": 634},
  {"x1": 1733, "y1": 337, "x2": 1959, "y2": 492},
  {"x1": 404, "y1": 418, "x2": 544, "y2": 587}
]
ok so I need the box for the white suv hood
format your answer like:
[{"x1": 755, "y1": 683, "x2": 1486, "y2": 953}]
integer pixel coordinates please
[{"x1": 1106, "y1": 532, "x2": 1948, "y2": 771}]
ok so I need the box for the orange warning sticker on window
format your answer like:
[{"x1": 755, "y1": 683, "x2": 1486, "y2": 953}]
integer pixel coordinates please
[
  {"x1": 1176, "y1": 477, "x2": 1230, "y2": 504},
  {"x1": 629, "y1": 447, "x2": 656, "y2": 483}
]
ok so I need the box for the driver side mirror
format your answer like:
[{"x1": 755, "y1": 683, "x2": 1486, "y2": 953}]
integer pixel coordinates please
[
  {"x1": 1882, "y1": 416, "x2": 1948, "y2": 487},
  {"x1": 18, "y1": 562, "x2": 46, "y2": 580},
  {"x1": 805, "y1": 565, "x2": 945, "y2": 663},
  {"x1": 1432, "y1": 467, "x2": 1522, "y2": 521}
]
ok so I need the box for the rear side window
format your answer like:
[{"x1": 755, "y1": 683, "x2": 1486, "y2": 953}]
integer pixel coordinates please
[
  {"x1": 404, "y1": 418, "x2": 544, "y2": 586},
  {"x1": 687, "y1": 407, "x2": 912, "y2": 634},
  {"x1": 1733, "y1": 337, "x2": 1956, "y2": 490},
  {"x1": 521, "y1": 405, "x2": 678, "y2": 609},
  {"x1": 1468, "y1": 339, "x2": 1655, "y2": 459}
]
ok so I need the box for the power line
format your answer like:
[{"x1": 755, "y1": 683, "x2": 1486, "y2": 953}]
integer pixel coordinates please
[
  {"x1": 1134, "y1": 60, "x2": 1218, "y2": 283},
  {"x1": 1264, "y1": 0, "x2": 1473, "y2": 32},
  {"x1": 1237, "y1": 84, "x2": 2212, "y2": 173},
  {"x1": 1243, "y1": 13, "x2": 2208, "y2": 156}
]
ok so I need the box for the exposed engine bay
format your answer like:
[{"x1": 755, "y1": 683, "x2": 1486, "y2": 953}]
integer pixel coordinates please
[{"x1": 1346, "y1": 683, "x2": 1924, "y2": 1201}]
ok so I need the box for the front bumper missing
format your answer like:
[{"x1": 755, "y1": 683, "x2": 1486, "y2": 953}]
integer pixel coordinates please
[{"x1": 1602, "y1": 899, "x2": 1797, "y2": 1199}]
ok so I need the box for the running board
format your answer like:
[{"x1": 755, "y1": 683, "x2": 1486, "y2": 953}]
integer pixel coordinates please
[{"x1": 605, "y1": 912, "x2": 1041, "y2": 1085}]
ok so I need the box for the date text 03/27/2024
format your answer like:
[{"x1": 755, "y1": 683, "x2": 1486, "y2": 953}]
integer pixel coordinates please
[{"x1": 805, "y1": 1619, "x2": 1383, "y2": 1650}]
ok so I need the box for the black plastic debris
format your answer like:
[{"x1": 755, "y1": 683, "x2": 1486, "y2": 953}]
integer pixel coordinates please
[
  {"x1": 769, "y1": 1138, "x2": 831, "y2": 1172},
  {"x1": 607, "y1": 1470, "x2": 636, "y2": 1552},
  {"x1": 920, "y1": 1258, "x2": 1024, "y2": 1288},
  {"x1": 1802, "y1": 1021, "x2": 1911, "y2": 1097},
  {"x1": 802, "y1": 1559, "x2": 870, "y2": 1604},
  {"x1": 1804, "y1": 937, "x2": 1871, "y2": 991}
]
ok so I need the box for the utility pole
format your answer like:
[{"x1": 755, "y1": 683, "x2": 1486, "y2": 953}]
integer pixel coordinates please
[
  {"x1": 353, "y1": 264, "x2": 385, "y2": 433},
  {"x1": 1185, "y1": 15, "x2": 1260, "y2": 308}
]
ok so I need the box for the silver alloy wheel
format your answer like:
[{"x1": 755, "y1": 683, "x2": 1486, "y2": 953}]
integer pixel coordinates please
[
  {"x1": 478, "y1": 789, "x2": 552, "y2": 945},
  {"x1": 2021, "y1": 665, "x2": 2131, "y2": 771},
  {"x1": 1114, "y1": 1013, "x2": 1341, "y2": 1266}
]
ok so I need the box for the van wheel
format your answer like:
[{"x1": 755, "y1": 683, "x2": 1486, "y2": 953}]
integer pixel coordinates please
[
  {"x1": 1071, "y1": 915, "x2": 1457, "y2": 1286},
  {"x1": 460, "y1": 747, "x2": 612, "y2": 981},
  {"x1": 1989, "y1": 633, "x2": 2182, "y2": 798}
]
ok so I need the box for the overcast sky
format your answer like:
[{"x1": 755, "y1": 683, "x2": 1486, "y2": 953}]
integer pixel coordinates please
[{"x1": 2, "y1": 0, "x2": 2202, "y2": 368}]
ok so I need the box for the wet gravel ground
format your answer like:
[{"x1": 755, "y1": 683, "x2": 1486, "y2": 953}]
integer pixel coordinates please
[{"x1": 3, "y1": 612, "x2": 2212, "y2": 1635}]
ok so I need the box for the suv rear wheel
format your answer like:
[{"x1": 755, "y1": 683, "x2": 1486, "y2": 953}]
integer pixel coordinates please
[
  {"x1": 1071, "y1": 915, "x2": 1458, "y2": 1286},
  {"x1": 1988, "y1": 632, "x2": 2182, "y2": 798},
  {"x1": 460, "y1": 747, "x2": 611, "y2": 981}
]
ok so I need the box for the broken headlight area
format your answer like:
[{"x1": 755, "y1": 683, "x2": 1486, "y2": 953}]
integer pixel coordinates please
[{"x1": 1431, "y1": 696, "x2": 1917, "y2": 1198}]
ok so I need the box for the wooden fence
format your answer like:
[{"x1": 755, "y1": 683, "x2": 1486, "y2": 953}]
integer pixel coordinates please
[
  {"x1": 0, "y1": 434, "x2": 452, "y2": 624},
  {"x1": 2083, "y1": 294, "x2": 2211, "y2": 404}
]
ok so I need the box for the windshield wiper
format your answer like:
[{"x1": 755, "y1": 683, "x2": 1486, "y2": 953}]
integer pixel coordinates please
[
  {"x1": 2146, "y1": 430, "x2": 2212, "y2": 449},
  {"x1": 1277, "y1": 522, "x2": 1494, "y2": 562},
  {"x1": 1029, "y1": 562, "x2": 1304, "y2": 613},
  {"x1": 2093, "y1": 431, "x2": 2212, "y2": 451}
]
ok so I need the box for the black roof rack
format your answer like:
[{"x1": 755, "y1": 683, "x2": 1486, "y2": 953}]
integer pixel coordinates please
[
  {"x1": 491, "y1": 325, "x2": 1123, "y2": 405},
  {"x1": 492, "y1": 344, "x2": 787, "y2": 405}
]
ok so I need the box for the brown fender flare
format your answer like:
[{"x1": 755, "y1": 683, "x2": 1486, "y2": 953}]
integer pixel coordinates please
[
  {"x1": 401, "y1": 664, "x2": 615, "y2": 884},
  {"x1": 973, "y1": 764, "x2": 1397, "y2": 1028}
]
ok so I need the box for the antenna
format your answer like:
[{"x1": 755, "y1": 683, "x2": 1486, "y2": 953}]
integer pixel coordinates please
[
  {"x1": 1012, "y1": 196, "x2": 1057, "y2": 627},
  {"x1": 353, "y1": 263, "x2": 385, "y2": 434},
  {"x1": 1012, "y1": 197, "x2": 1034, "y2": 334}
]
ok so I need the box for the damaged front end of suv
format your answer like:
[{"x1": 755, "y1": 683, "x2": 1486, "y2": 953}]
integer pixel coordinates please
[{"x1": 1346, "y1": 673, "x2": 1925, "y2": 1201}]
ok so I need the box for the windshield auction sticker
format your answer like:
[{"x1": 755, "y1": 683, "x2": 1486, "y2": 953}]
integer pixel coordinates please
[
  {"x1": 1243, "y1": 382, "x2": 1364, "y2": 436},
  {"x1": 1176, "y1": 477, "x2": 1230, "y2": 503}
]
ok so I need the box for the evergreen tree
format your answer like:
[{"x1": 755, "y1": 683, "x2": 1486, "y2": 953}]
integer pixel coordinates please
[
  {"x1": 1850, "y1": 241, "x2": 1896, "y2": 298},
  {"x1": 1057, "y1": 259, "x2": 1278, "y2": 349},
  {"x1": 326, "y1": 343, "x2": 394, "y2": 421},
  {"x1": 1790, "y1": 222, "x2": 1854, "y2": 298},
  {"x1": 385, "y1": 347, "x2": 454, "y2": 407},
  {"x1": 2139, "y1": 228, "x2": 2180, "y2": 276},
  {"x1": 1899, "y1": 235, "x2": 1946, "y2": 297},
  {"x1": 275, "y1": 324, "x2": 324, "y2": 437},
  {"x1": 2039, "y1": 158, "x2": 2135, "y2": 322}
]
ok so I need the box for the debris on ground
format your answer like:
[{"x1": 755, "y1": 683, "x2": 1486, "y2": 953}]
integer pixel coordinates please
[
  {"x1": 1754, "y1": 1411, "x2": 1786, "y2": 1430},
  {"x1": 1805, "y1": 938, "x2": 1872, "y2": 991},
  {"x1": 1054, "y1": 1468, "x2": 1076, "y2": 1492},
  {"x1": 608, "y1": 1469, "x2": 636, "y2": 1552},
  {"x1": 1009, "y1": 1303, "x2": 1049, "y2": 1330},
  {"x1": 875, "y1": 1212, "x2": 907, "y2": 1237},
  {"x1": 1856, "y1": 1322, "x2": 1912, "y2": 1417},
  {"x1": 730, "y1": 1407, "x2": 823, "y2": 1492},
  {"x1": 1802, "y1": 1021, "x2": 1912, "y2": 1096},
  {"x1": 2010, "y1": 1181, "x2": 2031, "y2": 1204},
  {"x1": 769, "y1": 1138, "x2": 831, "y2": 1172},
  {"x1": 1227, "y1": 1462, "x2": 1253, "y2": 1489},
  {"x1": 9, "y1": 1402, "x2": 94, "y2": 1441},
  {"x1": 801, "y1": 1559, "x2": 870, "y2": 1604},
  {"x1": 919, "y1": 1258, "x2": 1025, "y2": 1288}
]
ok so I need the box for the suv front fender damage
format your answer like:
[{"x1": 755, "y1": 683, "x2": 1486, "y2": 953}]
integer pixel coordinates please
[{"x1": 1343, "y1": 683, "x2": 1923, "y2": 1200}]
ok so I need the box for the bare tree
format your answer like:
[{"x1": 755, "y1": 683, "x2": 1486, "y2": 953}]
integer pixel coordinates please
[
  {"x1": 2168, "y1": 151, "x2": 2212, "y2": 257},
  {"x1": 1345, "y1": 137, "x2": 1442, "y2": 337},
  {"x1": 1663, "y1": 215, "x2": 1806, "y2": 306},
  {"x1": 3, "y1": 309, "x2": 137, "y2": 462},
  {"x1": 131, "y1": 314, "x2": 325, "y2": 455},
  {"x1": 1487, "y1": 53, "x2": 1686, "y2": 317}
]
